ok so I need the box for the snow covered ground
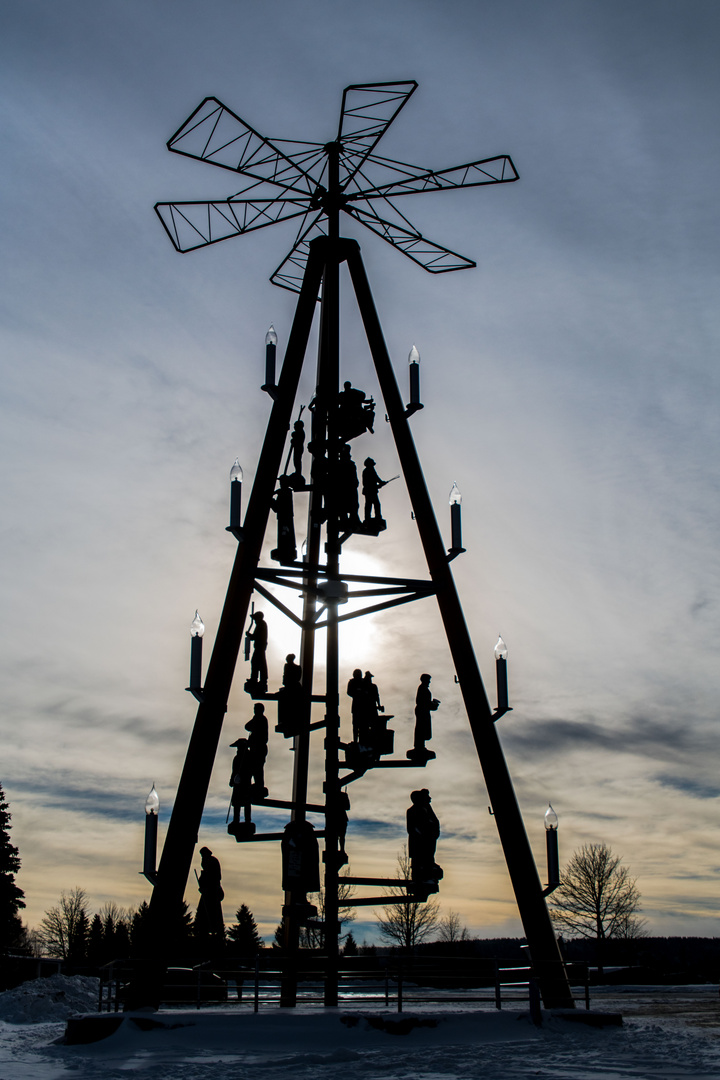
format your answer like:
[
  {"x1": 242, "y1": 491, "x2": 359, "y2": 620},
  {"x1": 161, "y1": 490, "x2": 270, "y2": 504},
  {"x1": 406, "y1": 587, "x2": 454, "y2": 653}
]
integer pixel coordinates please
[{"x1": 1, "y1": 975, "x2": 719, "y2": 1080}]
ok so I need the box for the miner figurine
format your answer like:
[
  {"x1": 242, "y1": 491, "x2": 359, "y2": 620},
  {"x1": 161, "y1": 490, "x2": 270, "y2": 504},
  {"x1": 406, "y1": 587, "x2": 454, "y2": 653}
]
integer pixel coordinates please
[
  {"x1": 345, "y1": 670, "x2": 394, "y2": 759},
  {"x1": 307, "y1": 434, "x2": 328, "y2": 519},
  {"x1": 358, "y1": 670, "x2": 383, "y2": 749},
  {"x1": 245, "y1": 702, "x2": 269, "y2": 796},
  {"x1": 337, "y1": 380, "x2": 375, "y2": 440},
  {"x1": 228, "y1": 736, "x2": 255, "y2": 837},
  {"x1": 283, "y1": 652, "x2": 302, "y2": 690},
  {"x1": 346, "y1": 668, "x2": 364, "y2": 743},
  {"x1": 244, "y1": 611, "x2": 268, "y2": 695},
  {"x1": 270, "y1": 474, "x2": 297, "y2": 564},
  {"x1": 362, "y1": 457, "x2": 387, "y2": 530},
  {"x1": 338, "y1": 443, "x2": 361, "y2": 531},
  {"x1": 288, "y1": 419, "x2": 306, "y2": 488}
]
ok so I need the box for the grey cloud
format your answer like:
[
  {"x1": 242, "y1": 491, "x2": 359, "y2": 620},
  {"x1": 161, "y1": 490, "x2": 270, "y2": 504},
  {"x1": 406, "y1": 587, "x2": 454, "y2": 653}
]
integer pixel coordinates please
[
  {"x1": 505, "y1": 712, "x2": 717, "y2": 766},
  {"x1": 655, "y1": 774, "x2": 720, "y2": 801},
  {"x1": 10, "y1": 776, "x2": 141, "y2": 823}
]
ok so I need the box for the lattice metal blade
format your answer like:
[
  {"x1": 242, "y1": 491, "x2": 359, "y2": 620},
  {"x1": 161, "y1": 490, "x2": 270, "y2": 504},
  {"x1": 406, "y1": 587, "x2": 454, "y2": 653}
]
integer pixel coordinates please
[
  {"x1": 350, "y1": 154, "x2": 519, "y2": 199},
  {"x1": 155, "y1": 197, "x2": 311, "y2": 253},
  {"x1": 270, "y1": 212, "x2": 328, "y2": 293},
  {"x1": 167, "y1": 97, "x2": 318, "y2": 195},
  {"x1": 266, "y1": 140, "x2": 329, "y2": 189},
  {"x1": 336, "y1": 81, "x2": 417, "y2": 187},
  {"x1": 344, "y1": 204, "x2": 475, "y2": 273}
]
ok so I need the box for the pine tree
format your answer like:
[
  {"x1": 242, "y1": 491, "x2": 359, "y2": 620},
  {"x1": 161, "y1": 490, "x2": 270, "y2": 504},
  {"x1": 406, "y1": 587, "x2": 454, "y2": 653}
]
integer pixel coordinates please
[
  {"x1": 130, "y1": 902, "x2": 152, "y2": 957},
  {"x1": 0, "y1": 783, "x2": 26, "y2": 952},
  {"x1": 99, "y1": 902, "x2": 133, "y2": 961},
  {"x1": 227, "y1": 904, "x2": 263, "y2": 956},
  {"x1": 87, "y1": 914, "x2": 105, "y2": 966},
  {"x1": 169, "y1": 900, "x2": 195, "y2": 954},
  {"x1": 113, "y1": 919, "x2": 131, "y2": 959},
  {"x1": 68, "y1": 908, "x2": 89, "y2": 963},
  {"x1": 343, "y1": 931, "x2": 358, "y2": 956}
]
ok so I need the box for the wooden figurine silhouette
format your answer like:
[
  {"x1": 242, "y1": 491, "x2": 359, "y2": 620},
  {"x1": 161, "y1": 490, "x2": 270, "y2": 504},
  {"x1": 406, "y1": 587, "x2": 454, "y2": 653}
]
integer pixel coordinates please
[
  {"x1": 407, "y1": 673, "x2": 440, "y2": 761},
  {"x1": 362, "y1": 458, "x2": 387, "y2": 532},
  {"x1": 245, "y1": 702, "x2": 268, "y2": 795},
  {"x1": 359, "y1": 670, "x2": 382, "y2": 748},
  {"x1": 338, "y1": 443, "x2": 361, "y2": 531},
  {"x1": 337, "y1": 380, "x2": 375, "y2": 441},
  {"x1": 271, "y1": 474, "x2": 297, "y2": 564},
  {"x1": 287, "y1": 419, "x2": 306, "y2": 489},
  {"x1": 406, "y1": 789, "x2": 443, "y2": 894},
  {"x1": 244, "y1": 611, "x2": 268, "y2": 695},
  {"x1": 195, "y1": 846, "x2": 225, "y2": 936},
  {"x1": 337, "y1": 789, "x2": 350, "y2": 867},
  {"x1": 277, "y1": 652, "x2": 303, "y2": 737},
  {"x1": 346, "y1": 668, "x2": 364, "y2": 743},
  {"x1": 281, "y1": 819, "x2": 321, "y2": 893},
  {"x1": 307, "y1": 434, "x2": 328, "y2": 518},
  {"x1": 228, "y1": 736, "x2": 255, "y2": 838},
  {"x1": 346, "y1": 670, "x2": 394, "y2": 760}
]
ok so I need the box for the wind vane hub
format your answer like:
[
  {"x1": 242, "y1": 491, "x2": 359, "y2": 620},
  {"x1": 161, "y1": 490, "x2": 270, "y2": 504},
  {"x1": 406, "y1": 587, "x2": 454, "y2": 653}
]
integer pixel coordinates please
[{"x1": 155, "y1": 80, "x2": 519, "y2": 291}]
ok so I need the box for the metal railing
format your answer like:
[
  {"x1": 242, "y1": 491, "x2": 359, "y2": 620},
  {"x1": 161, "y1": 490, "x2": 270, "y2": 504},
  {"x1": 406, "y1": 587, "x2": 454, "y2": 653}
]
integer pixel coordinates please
[{"x1": 98, "y1": 956, "x2": 590, "y2": 1013}]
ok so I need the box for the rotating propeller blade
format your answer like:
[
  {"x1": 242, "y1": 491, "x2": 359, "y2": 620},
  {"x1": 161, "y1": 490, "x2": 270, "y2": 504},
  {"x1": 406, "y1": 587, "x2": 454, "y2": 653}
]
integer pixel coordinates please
[
  {"x1": 336, "y1": 81, "x2": 417, "y2": 188},
  {"x1": 167, "y1": 97, "x2": 318, "y2": 196},
  {"x1": 155, "y1": 197, "x2": 311, "y2": 253},
  {"x1": 270, "y1": 212, "x2": 328, "y2": 293},
  {"x1": 349, "y1": 154, "x2": 520, "y2": 200},
  {"x1": 344, "y1": 203, "x2": 475, "y2": 273}
]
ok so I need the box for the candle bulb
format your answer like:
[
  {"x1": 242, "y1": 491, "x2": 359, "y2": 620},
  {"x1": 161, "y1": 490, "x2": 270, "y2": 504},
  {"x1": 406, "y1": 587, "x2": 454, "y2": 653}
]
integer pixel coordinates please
[
  {"x1": 405, "y1": 344, "x2": 424, "y2": 416},
  {"x1": 229, "y1": 459, "x2": 243, "y2": 529},
  {"x1": 449, "y1": 482, "x2": 463, "y2": 550},
  {"x1": 494, "y1": 635, "x2": 508, "y2": 712},
  {"x1": 189, "y1": 610, "x2": 205, "y2": 690},
  {"x1": 408, "y1": 344, "x2": 421, "y2": 404},
  {"x1": 264, "y1": 325, "x2": 277, "y2": 388},
  {"x1": 143, "y1": 784, "x2": 159, "y2": 883},
  {"x1": 544, "y1": 804, "x2": 560, "y2": 890}
]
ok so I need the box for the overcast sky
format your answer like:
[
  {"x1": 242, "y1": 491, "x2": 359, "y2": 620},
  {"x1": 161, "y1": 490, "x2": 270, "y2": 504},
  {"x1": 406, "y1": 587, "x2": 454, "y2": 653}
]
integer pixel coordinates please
[{"x1": 2, "y1": 0, "x2": 718, "y2": 944}]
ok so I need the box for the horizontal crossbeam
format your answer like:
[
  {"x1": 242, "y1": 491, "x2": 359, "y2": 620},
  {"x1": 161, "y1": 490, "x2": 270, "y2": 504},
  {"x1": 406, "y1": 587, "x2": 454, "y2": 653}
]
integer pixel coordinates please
[
  {"x1": 313, "y1": 590, "x2": 431, "y2": 628},
  {"x1": 251, "y1": 797, "x2": 326, "y2": 813},
  {"x1": 342, "y1": 895, "x2": 415, "y2": 907},
  {"x1": 342, "y1": 876, "x2": 412, "y2": 887},
  {"x1": 255, "y1": 567, "x2": 434, "y2": 590},
  {"x1": 230, "y1": 831, "x2": 325, "y2": 843}
]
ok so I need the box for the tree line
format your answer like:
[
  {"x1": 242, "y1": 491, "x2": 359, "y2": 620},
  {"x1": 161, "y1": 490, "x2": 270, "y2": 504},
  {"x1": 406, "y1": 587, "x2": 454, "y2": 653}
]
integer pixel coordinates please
[{"x1": 31, "y1": 889, "x2": 266, "y2": 964}]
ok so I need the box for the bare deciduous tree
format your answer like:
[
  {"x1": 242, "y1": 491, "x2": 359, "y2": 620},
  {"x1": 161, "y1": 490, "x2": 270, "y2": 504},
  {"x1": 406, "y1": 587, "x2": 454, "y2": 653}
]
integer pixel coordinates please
[
  {"x1": 301, "y1": 876, "x2": 356, "y2": 949},
  {"x1": 437, "y1": 909, "x2": 470, "y2": 944},
  {"x1": 549, "y1": 843, "x2": 644, "y2": 946},
  {"x1": 38, "y1": 887, "x2": 89, "y2": 959},
  {"x1": 376, "y1": 848, "x2": 440, "y2": 951}
]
